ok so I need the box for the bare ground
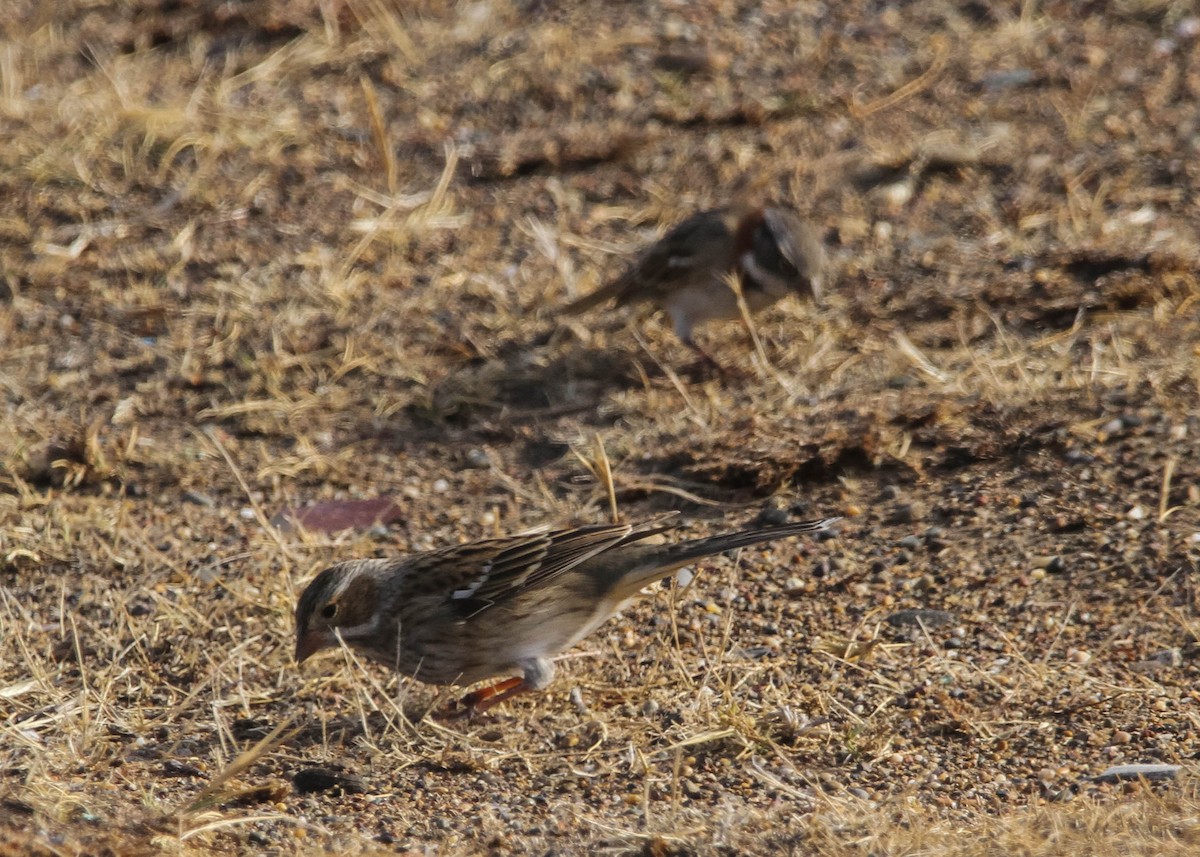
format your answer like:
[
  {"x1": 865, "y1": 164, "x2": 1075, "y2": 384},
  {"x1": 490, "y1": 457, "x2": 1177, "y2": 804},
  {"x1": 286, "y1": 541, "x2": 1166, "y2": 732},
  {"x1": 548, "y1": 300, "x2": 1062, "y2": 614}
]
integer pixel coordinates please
[{"x1": 2, "y1": 0, "x2": 1200, "y2": 854}]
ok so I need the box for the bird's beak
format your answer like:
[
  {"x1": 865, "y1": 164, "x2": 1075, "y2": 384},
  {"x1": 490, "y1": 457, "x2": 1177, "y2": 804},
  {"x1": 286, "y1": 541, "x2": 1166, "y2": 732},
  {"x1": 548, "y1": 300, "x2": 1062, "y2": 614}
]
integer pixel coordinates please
[{"x1": 295, "y1": 630, "x2": 324, "y2": 664}]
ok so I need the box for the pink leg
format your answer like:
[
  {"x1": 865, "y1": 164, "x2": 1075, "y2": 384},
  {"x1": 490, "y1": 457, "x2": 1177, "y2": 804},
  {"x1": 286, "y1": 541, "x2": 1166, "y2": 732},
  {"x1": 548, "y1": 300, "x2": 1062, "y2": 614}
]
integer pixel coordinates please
[{"x1": 441, "y1": 677, "x2": 528, "y2": 718}]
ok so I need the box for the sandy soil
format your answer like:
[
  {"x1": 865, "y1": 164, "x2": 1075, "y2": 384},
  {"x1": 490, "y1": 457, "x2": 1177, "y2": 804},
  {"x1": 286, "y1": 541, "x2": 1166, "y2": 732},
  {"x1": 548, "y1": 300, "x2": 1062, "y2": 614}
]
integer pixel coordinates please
[{"x1": 2, "y1": 1, "x2": 1199, "y2": 854}]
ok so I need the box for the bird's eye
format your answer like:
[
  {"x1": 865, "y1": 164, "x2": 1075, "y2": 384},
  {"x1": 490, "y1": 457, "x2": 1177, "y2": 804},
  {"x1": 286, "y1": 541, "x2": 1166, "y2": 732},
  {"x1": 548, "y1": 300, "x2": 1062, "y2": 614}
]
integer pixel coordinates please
[{"x1": 321, "y1": 603, "x2": 338, "y2": 620}]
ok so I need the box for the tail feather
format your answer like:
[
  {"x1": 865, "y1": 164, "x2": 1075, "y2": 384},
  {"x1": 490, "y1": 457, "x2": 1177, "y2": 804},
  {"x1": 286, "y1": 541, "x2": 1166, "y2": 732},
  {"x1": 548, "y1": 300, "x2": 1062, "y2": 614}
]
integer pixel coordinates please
[
  {"x1": 661, "y1": 518, "x2": 837, "y2": 566},
  {"x1": 605, "y1": 517, "x2": 838, "y2": 600}
]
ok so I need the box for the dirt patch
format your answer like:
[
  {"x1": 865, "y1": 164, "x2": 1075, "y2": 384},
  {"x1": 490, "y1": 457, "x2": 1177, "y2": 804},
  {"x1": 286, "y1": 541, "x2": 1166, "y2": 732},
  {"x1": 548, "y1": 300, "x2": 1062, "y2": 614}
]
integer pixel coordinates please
[{"x1": 2, "y1": 0, "x2": 1199, "y2": 854}]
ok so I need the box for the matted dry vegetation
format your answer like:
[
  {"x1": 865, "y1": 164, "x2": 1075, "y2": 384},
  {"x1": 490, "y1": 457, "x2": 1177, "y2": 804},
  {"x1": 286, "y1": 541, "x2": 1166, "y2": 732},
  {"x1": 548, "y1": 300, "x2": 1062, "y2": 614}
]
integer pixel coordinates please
[{"x1": 2, "y1": 0, "x2": 1200, "y2": 854}]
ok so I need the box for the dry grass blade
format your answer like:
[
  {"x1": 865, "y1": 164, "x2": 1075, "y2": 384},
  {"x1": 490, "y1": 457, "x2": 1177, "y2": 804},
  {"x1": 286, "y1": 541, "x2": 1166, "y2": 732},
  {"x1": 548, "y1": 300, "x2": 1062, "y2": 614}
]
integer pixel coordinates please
[
  {"x1": 592, "y1": 433, "x2": 619, "y2": 523},
  {"x1": 192, "y1": 426, "x2": 293, "y2": 564},
  {"x1": 850, "y1": 34, "x2": 951, "y2": 119},
  {"x1": 349, "y1": 0, "x2": 419, "y2": 61},
  {"x1": 1159, "y1": 456, "x2": 1180, "y2": 522},
  {"x1": 182, "y1": 715, "x2": 298, "y2": 815},
  {"x1": 893, "y1": 329, "x2": 951, "y2": 384},
  {"x1": 360, "y1": 75, "x2": 397, "y2": 193}
]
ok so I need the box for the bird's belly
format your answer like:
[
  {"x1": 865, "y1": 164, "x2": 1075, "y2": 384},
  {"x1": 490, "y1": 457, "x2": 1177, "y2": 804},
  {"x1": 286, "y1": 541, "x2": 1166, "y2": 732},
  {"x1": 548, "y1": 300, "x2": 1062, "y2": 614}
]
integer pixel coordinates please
[{"x1": 662, "y1": 280, "x2": 780, "y2": 332}]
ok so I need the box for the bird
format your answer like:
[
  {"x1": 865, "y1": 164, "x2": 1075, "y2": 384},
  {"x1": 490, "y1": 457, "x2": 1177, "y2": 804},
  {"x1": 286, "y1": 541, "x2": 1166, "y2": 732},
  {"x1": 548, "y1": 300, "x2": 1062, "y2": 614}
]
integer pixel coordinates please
[
  {"x1": 294, "y1": 514, "x2": 838, "y2": 713},
  {"x1": 562, "y1": 206, "x2": 827, "y2": 366}
]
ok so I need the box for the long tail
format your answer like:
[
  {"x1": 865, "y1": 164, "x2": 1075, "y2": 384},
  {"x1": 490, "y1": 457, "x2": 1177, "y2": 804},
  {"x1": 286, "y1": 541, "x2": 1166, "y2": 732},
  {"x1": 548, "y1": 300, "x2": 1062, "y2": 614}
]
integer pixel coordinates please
[{"x1": 606, "y1": 517, "x2": 839, "y2": 599}]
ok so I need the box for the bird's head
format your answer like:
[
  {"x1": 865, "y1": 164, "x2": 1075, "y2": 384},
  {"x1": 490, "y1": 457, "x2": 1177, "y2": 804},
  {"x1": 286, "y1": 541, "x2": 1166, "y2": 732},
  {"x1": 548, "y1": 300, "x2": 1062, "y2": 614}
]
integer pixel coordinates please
[
  {"x1": 740, "y1": 207, "x2": 828, "y2": 302},
  {"x1": 294, "y1": 561, "x2": 383, "y2": 663}
]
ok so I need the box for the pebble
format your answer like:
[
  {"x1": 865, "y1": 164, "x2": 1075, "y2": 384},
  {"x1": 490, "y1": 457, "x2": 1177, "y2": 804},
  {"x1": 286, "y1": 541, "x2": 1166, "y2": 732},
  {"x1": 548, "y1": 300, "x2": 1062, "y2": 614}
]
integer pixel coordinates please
[
  {"x1": 1090, "y1": 763, "x2": 1180, "y2": 784},
  {"x1": 1152, "y1": 38, "x2": 1176, "y2": 57},
  {"x1": 182, "y1": 490, "x2": 215, "y2": 507},
  {"x1": 1031, "y1": 555, "x2": 1066, "y2": 573},
  {"x1": 1126, "y1": 505, "x2": 1146, "y2": 520},
  {"x1": 885, "y1": 608, "x2": 955, "y2": 629},
  {"x1": 432, "y1": 479, "x2": 450, "y2": 494},
  {"x1": 898, "y1": 535, "x2": 922, "y2": 550},
  {"x1": 464, "y1": 448, "x2": 490, "y2": 468},
  {"x1": 1133, "y1": 648, "x2": 1183, "y2": 672},
  {"x1": 757, "y1": 503, "x2": 790, "y2": 526},
  {"x1": 292, "y1": 767, "x2": 366, "y2": 795},
  {"x1": 570, "y1": 687, "x2": 589, "y2": 715},
  {"x1": 982, "y1": 68, "x2": 1035, "y2": 91},
  {"x1": 890, "y1": 503, "x2": 923, "y2": 524}
]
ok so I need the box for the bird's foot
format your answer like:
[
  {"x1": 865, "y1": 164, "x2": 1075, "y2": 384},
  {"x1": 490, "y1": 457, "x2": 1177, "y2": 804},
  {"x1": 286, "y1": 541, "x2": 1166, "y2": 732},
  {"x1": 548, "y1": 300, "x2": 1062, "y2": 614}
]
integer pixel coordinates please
[{"x1": 439, "y1": 676, "x2": 528, "y2": 719}]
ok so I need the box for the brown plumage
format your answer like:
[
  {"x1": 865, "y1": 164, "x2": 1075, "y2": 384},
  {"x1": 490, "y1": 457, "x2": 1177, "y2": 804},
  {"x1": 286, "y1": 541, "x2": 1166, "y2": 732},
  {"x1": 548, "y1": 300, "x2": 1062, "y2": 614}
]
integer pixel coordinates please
[
  {"x1": 564, "y1": 206, "x2": 827, "y2": 362},
  {"x1": 294, "y1": 515, "x2": 837, "y2": 713}
]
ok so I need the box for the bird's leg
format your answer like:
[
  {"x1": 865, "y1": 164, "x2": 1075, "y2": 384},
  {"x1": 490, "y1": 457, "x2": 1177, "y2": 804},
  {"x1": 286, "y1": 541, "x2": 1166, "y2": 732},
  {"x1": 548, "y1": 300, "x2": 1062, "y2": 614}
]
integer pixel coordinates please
[
  {"x1": 455, "y1": 676, "x2": 527, "y2": 714},
  {"x1": 446, "y1": 658, "x2": 555, "y2": 717}
]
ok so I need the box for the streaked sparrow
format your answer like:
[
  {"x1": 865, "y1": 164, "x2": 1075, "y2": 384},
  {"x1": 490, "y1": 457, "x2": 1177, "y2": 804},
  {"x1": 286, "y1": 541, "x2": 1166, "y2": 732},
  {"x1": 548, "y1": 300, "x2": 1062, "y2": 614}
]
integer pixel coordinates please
[
  {"x1": 295, "y1": 515, "x2": 837, "y2": 712},
  {"x1": 563, "y1": 206, "x2": 827, "y2": 364}
]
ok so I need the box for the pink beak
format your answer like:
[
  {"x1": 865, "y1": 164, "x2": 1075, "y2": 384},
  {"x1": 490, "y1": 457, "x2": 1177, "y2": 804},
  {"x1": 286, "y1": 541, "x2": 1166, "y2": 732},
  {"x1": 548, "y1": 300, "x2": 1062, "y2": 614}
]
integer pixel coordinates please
[{"x1": 295, "y1": 630, "x2": 325, "y2": 664}]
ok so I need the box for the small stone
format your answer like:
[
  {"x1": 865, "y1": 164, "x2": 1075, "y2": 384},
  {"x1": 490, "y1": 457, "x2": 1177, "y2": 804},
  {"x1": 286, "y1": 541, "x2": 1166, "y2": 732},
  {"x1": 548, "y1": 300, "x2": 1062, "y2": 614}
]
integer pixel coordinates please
[
  {"x1": 182, "y1": 491, "x2": 216, "y2": 507},
  {"x1": 432, "y1": 479, "x2": 450, "y2": 493},
  {"x1": 1126, "y1": 505, "x2": 1146, "y2": 521},
  {"x1": 757, "y1": 502, "x2": 790, "y2": 526},
  {"x1": 464, "y1": 448, "x2": 490, "y2": 469},
  {"x1": 1030, "y1": 555, "x2": 1066, "y2": 573},
  {"x1": 881, "y1": 180, "x2": 913, "y2": 211},
  {"x1": 292, "y1": 767, "x2": 366, "y2": 795},
  {"x1": 890, "y1": 503, "x2": 923, "y2": 524},
  {"x1": 111, "y1": 396, "x2": 139, "y2": 425},
  {"x1": 898, "y1": 535, "x2": 921, "y2": 550},
  {"x1": 161, "y1": 759, "x2": 205, "y2": 778},
  {"x1": 982, "y1": 68, "x2": 1035, "y2": 91},
  {"x1": 1091, "y1": 763, "x2": 1180, "y2": 784},
  {"x1": 640, "y1": 699, "x2": 660, "y2": 717},
  {"x1": 1099, "y1": 418, "x2": 1124, "y2": 437},
  {"x1": 1067, "y1": 648, "x2": 1091, "y2": 664},
  {"x1": 881, "y1": 485, "x2": 901, "y2": 501},
  {"x1": 1152, "y1": 38, "x2": 1176, "y2": 57},
  {"x1": 1112, "y1": 730, "x2": 1133, "y2": 745},
  {"x1": 570, "y1": 687, "x2": 589, "y2": 715},
  {"x1": 1133, "y1": 648, "x2": 1184, "y2": 672}
]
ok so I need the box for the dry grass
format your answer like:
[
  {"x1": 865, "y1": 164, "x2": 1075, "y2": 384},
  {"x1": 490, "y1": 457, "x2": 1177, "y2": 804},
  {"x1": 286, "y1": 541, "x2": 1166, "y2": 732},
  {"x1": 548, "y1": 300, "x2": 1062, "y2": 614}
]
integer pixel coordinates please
[{"x1": 3, "y1": 0, "x2": 1200, "y2": 854}]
